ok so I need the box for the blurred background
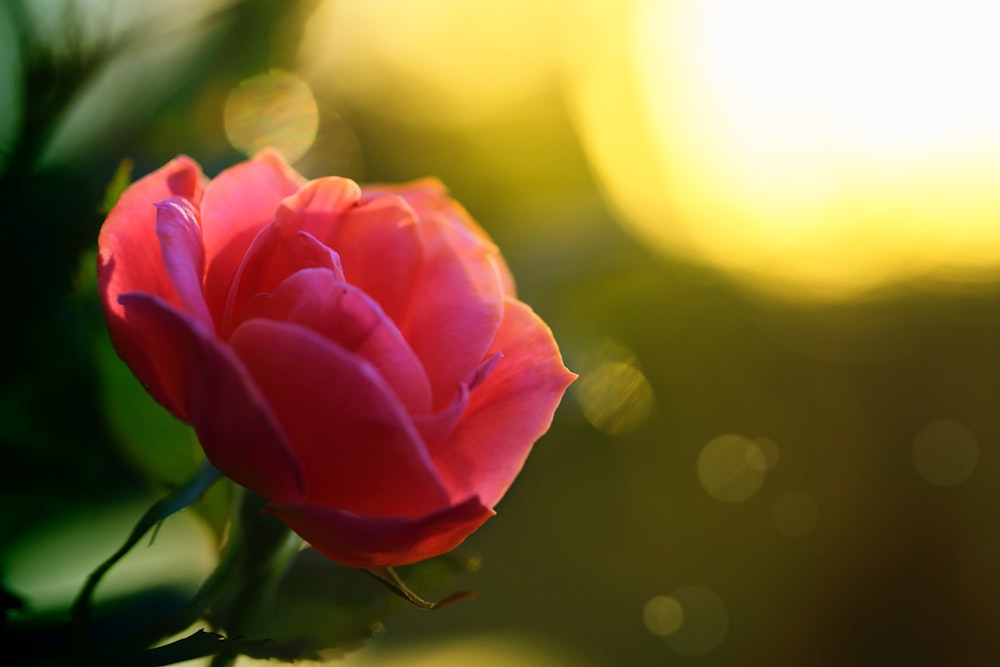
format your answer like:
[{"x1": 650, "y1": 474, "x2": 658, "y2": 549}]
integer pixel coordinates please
[{"x1": 3, "y1": 1, "x2": 1000, "y2": 665}]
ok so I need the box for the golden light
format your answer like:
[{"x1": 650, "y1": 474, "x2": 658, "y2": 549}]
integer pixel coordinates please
[
  {"x1": 569, "y1": 0, "x2": 1000, "y2": 299},
  {"x1": 300, "y1": 0, "x2": 570, "y2": 127}
]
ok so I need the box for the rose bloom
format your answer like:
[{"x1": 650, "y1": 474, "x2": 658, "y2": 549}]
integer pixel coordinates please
[{"x1": 98, "y1": 151, "x2": 574, "y2": 568}]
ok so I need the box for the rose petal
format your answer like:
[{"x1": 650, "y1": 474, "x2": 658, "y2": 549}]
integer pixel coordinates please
[
  {"x1": 241, "y1": 267, "x2": 432, "y2": 414},
  {"x1": 222, "y1": 224, "x2": 346, "y2": 336},
  {"x1": 430, "y1": 299, "x2": 576, "y2": 507},
  {"x1": 99, "y1": 156, "x2": 204, "y2": 325},
  {"x1": 363, "y1": 178, "x2": 517, "y2": 296},
  {"x1": 273, "y1": 176, "x2": 362, "y2": 234},
  {"x1": 267, "y1": 495, "x2": 494, "y2": 568},
  {"x1": 201, "y1": 150, "x2": 306, "y2": 327},
  {"x1": 116, "y1": 293, "x2": 303, "y2": 502},
  {"x1": 279, "y1": 183, "x2": 422, "y2": 325},
  {"x1": 228, "y1": 318, "x2": 450, "y2": 516},
  {"x1": 413, "y1": 352, "x2": 501, "y2": 454},
  {"x1": 400, "y1": 207, "x2": 505, "y2": 409},
  {"x1": 154, "y1": 196, "x2": 212, "y2": 330}
]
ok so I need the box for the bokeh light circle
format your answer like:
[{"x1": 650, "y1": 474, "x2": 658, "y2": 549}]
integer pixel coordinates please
[
  {"x1": 643, "y1": 594, "x2": 684, "y2": 637},
  {"x1": 662, "y1": 586, "x2": 729, "y2": 656},
  {"x1": 224, "y1": 69, "x2": 319, "y2": 164},
  {"x1": 697, "y1": 434, "x2": 771, "y2": 503},
  {"x1": 574, "y1": 338, "x2": 654, "y2": 435},
  {"x1": 912, "y1": 419, "x2": 979, "y2": 486}
]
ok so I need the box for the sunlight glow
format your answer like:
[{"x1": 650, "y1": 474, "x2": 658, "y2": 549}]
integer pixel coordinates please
[
  {"x1": 301, "y1": 0, "x2": 569, "y2": 127},
  {"x1": 571, "y1": 0, "x2": 1000, "y2": 299}
]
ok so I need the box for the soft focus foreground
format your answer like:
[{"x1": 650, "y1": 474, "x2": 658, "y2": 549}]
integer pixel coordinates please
[{"x1": 4, "y1": 1, "x2": 1000, "y2": 665}]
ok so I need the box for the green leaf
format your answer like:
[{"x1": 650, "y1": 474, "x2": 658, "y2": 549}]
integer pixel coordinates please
[
  {"x1": 70, "y1": 461, "x2": 222, "y2": 647},
  {"x1": 116, "y1": 628, "x2": 273, "y2": 667}
]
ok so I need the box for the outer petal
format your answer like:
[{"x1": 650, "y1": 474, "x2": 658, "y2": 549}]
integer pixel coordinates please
[
  {"x1": 99, "y1": 156, "x2": 205, "y2": 404},
  {"x1": 116, "y1": 293, "x2": 303, "y2": 502},
  {"x1": 99, "y1": 158, "x2": 203, "y2": 318},
  {"x1": 228, "y1": 318, "x2": 450, "y2": 517},
  {"x1": 200, "y1": 150, "x2": 306, "y2": 326},
  {"x1": 430, "y1": 299, "x2": 576, "y2": 507},
  {"x1": 240, "y1": 268, "x2": 432, "y2": 414},
  {"x1": 266, "y1": 495, "x2": 494, "y2": 568}
]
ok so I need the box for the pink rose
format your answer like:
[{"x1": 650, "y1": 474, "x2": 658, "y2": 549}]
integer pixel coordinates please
[{"x1": 97, "y1": 151, "x2": 574, "y2": 568}]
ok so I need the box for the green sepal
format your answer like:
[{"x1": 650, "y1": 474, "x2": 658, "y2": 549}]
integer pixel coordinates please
[
  {"x1": 366, "y1": 566, "x2": 476, "y2": 610},
  {"x1": 98, "y1": 158, "x2": 134, "y2": 215}
]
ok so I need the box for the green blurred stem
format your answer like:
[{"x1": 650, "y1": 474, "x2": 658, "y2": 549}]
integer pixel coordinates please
[
  {"x1": 69, "y1": 460, "x2": 222, "y2": 648},
  {"x1": 254, "y1": 529, "x2": 303, "y2": 613},
  {"x1": 209, "y1": 491, "x2": 299, "y2": 667}
]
